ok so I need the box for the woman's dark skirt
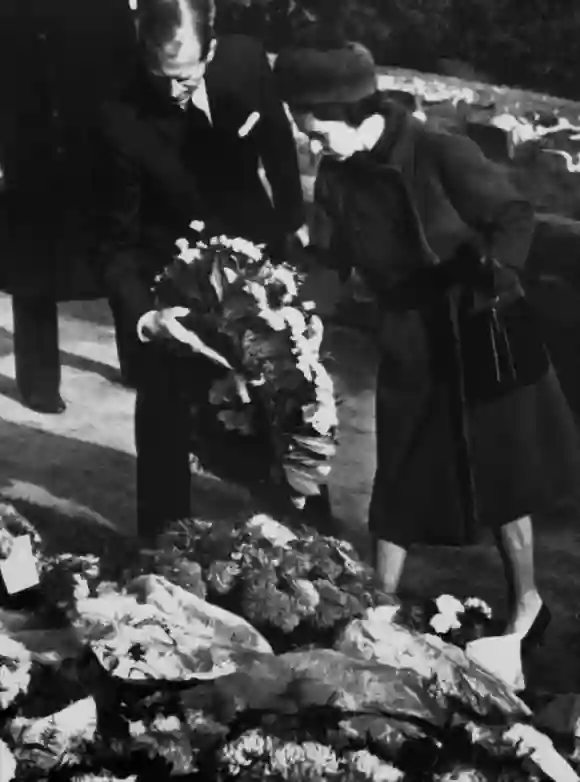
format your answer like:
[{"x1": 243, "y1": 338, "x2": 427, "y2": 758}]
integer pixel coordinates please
[{"x1": 368, "y1": 363, "x2": 580, "y2": 547}]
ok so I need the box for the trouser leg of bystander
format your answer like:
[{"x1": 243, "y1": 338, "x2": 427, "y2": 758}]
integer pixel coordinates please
[{"x1": 12, "y1": 294, "x2": 65, "y2": 414}]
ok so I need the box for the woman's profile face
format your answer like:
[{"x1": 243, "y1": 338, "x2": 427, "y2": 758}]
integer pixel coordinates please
[{"x1": 293, "y1": 111, "x2": 363, "y2": 161}]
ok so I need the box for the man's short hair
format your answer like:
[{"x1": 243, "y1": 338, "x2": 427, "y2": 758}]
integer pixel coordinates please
[{"x1": 136, "y1": 0, "x2": 216, "y2": 62}]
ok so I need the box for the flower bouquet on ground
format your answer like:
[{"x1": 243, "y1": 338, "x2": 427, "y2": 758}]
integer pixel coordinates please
[
  {"x1": 215, "y1": 724, "x2": 406, "y2": 781},
  {"x1": 396, "y1": 594, "x2": 495, "y2": 649},
  {"x1": 153, "y1": 223, "x2": 338, "y2": 508},
  {"x1": 395, "y1": 594, "x2": 527, "y2": 693},
  {"x1": 147, "y1": 514, "x2": 383, "y2": 652}
]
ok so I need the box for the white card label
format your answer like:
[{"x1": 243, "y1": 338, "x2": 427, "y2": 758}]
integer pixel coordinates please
[{"x1": 0, "y1": 535, "x2": 39, "y2": 594}]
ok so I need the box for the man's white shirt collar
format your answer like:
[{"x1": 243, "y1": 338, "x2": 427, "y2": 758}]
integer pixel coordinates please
[{"x1": 189, "y1": 78, "x2": 212, "y2": 125}]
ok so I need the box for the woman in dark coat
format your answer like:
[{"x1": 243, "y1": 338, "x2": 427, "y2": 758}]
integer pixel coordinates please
[{"x1": 275, "y1": 42, "x2": 580, "y2": 645}]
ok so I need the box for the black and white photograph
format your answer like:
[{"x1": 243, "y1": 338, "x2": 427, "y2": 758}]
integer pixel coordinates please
[{"x1": 1, "y1": 1, "x2": 580, "y2": 780}]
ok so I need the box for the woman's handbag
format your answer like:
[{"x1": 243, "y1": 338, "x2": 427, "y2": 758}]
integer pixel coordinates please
[{"x1": 457, "y1": 260, "x2": 550, "y2": 404}]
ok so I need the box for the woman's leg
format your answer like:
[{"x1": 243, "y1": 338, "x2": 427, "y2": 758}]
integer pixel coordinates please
[
  {"x1": 373, "y1": 537, "x2": 408, "y2": 594},
  {"x1": 495, "y1": 515, "x2": 543, "y2": 635}
]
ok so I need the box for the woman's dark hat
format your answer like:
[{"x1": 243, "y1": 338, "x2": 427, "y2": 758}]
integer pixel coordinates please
[{"x1": 274, "y1": 42, "x2": 377, "y2": 107}]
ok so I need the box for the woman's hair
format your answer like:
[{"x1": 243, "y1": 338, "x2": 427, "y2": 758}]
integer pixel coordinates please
[{"x1": 136, "y1": 0, "x2": 216, "y2": 62}]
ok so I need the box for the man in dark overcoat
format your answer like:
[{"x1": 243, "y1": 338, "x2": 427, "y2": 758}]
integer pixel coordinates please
[
  {"x1": 94, "y1": 0, "x2": 306, "y2": 539},
  {"x1": 0, "y1": 0, "x2": 137, "y2": 413}
]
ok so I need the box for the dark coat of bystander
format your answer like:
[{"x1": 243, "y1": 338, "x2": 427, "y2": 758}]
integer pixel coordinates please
[{"x1": 0, "y1": 0, "x2": 136, "y2": 300}]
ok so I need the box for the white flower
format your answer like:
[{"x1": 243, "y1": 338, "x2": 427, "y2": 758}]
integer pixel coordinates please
[
  {"x1": 0, "y1": 637, "x2": 32, "y2": 710},
  {"x1": 314, "y1": 463, "x2": 332, "y2": 478},
  {"x1": 185, "y1": 709, "x2": 213, "y2": 731},
  {"x1": 0, "y1": 739, "x2": 16, "y2": 782},
  {"x1": 72, "y1": 574, "x2": 90, "y2": 602},
  {"x1": 281, "y1": 306, "x2": 306, "y2": 336},
  {"x1": 269, "y1": 742, "x2": 306, "y2": 774},
  {"x1": 348, "y1": 750, "x2": 405, "y2": 781},
  {"x1": 429, "y1": 612, "x2": 461, "y2": 635},
  {"x1": 246, "y1": 514, "x2": 297, "y2": 547},
  {"x1": 310, "y1": 139, "x2": 324, "y2": 156},
  {"x1": 463, "y1": 597, "x2": 493, "y2": 619},
  {"x1": 435, "y1": 594, "x2": 465, "y2": 616},
  {"x1": 269, "y1": 741, "x2": 339, "y2": 777},
  {"x1": 313, "y1": 364, "x2": 335, "y2": 394},
  {"x1": 293, "y1": 579, "x2": 320, "y2": 609},
  {"x1": 220, "y1": 236, "x2": 264, "y2": 262},
  {"x1": 301, "y1": 741, "x2": 340, "y2": 774},
  {"x1": 243, "y1": 281, "x2": 269, "y2": 311},
  {"x1": 175, "y1": 238, "x2": 202, "y2": 264},
  {"x1": 221, "y1": 729, "x2": 272, "y2": 775},
  {"x1": 223, "y1": 267, "x2": 238, "y2": 284},
  {"x1": 258, "y1": 308, "x2": 287, "y2": 332},
  {"x1": 302, "y1": 402, "x2": 338, "y2": 436},
  {"x1": 152, "y1": 715, "x2": 182, "y2": 733},
  {"x1": 269, "y1": 266, "x2": 299, "y2": 302},
  {"x1": 295, "y1": 354, "x2": 314, "y2": 381},
  {"x1": 305, "y1": 314, "x2": 324, "y2": 353},
  {"x1": 129, "y1": 721, "x2": 147, "y2": 737}
]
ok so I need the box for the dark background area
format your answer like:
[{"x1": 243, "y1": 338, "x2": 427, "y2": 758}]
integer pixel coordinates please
[{"x1": 216, "y1": 0, "x2": 580, "y2": 99}]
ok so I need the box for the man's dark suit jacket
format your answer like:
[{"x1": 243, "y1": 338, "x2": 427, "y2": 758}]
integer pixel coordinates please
[{"x1": 95, "y1": 34, "x2": 305, "y2": 331}]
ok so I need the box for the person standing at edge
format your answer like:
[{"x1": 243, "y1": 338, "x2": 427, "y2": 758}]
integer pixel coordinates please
[
  {"x1": 94, "y1": 0, "x2": 307, "y2": 541},
  {"x1": 0, "y1": 0, "x2": 137, "y2": 413},
  {"x1": 275, "y1": 41, "x2": 580, "y2": 654}
]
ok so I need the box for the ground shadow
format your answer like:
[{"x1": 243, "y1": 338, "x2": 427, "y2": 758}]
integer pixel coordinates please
[
  {"x1": 59, "y1": 298, "x2": 115, "y2": 328},
  {"x1": 60, "y1": 350, "x2": 121, "y2": 385},
  {"x1": 0, "y1": 372, "x2": 22, "y2": 405},
  {"x1": 6, "y1": 498, "x2": 130, "y2": 560},
  {"x1": 0, "y1": 418, "x2": 135, "y2": 538},
  {"x1": 0, "y1": 326, "x2": 121, "y2": 386}
]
